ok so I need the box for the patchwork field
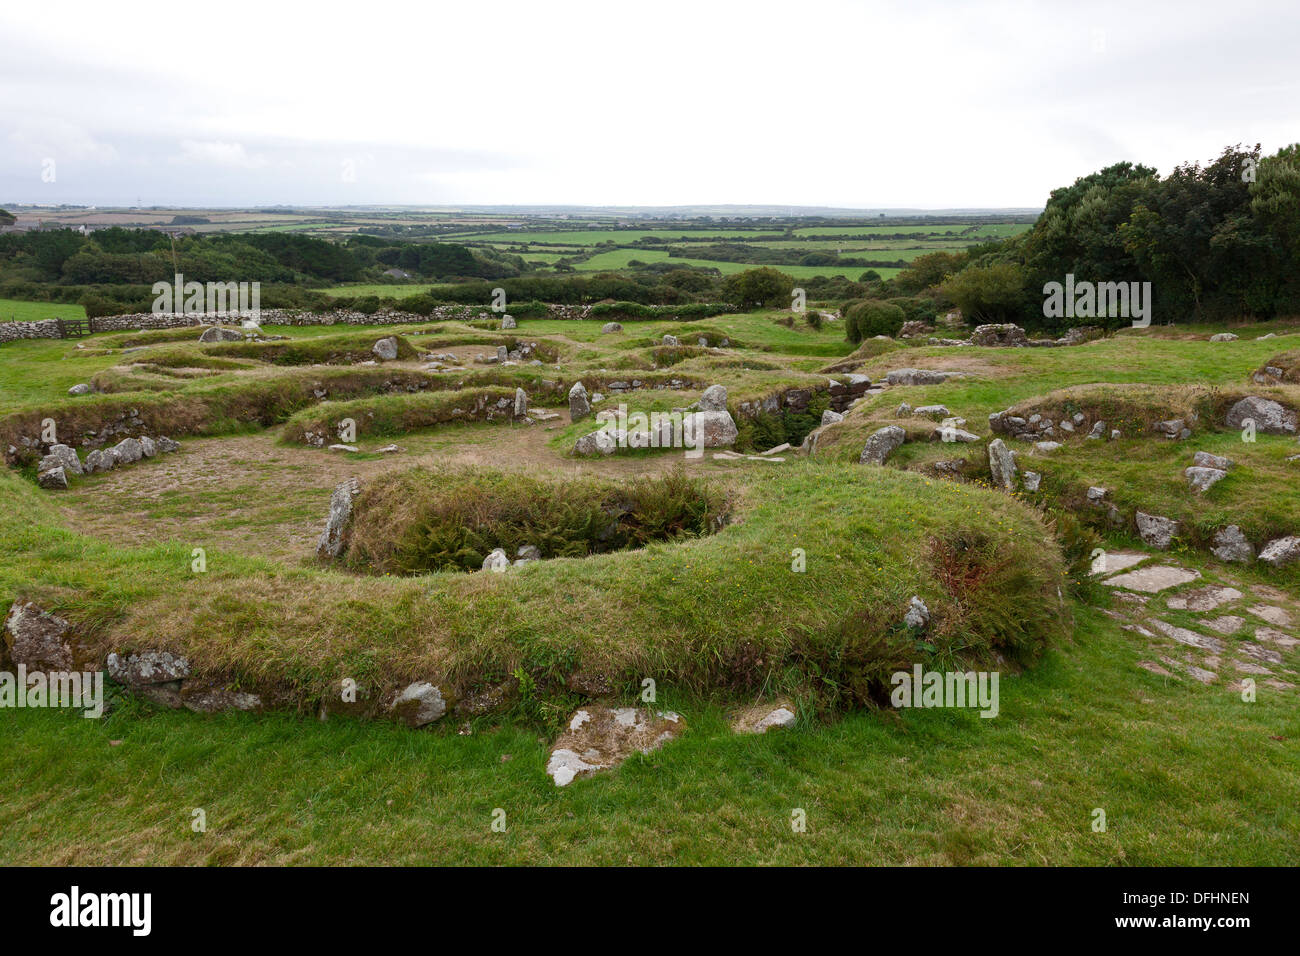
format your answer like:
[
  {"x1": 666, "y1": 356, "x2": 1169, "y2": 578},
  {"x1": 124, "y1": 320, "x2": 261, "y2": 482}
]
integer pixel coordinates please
[{"x1": 2, "y1": 306, "x2": 1298, "y2": 865}]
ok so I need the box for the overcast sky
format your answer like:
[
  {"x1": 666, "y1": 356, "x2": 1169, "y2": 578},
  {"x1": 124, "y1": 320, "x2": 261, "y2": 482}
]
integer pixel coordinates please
[{"x1": 2, "y1": 0, "x2": 1296, "y2": 210}]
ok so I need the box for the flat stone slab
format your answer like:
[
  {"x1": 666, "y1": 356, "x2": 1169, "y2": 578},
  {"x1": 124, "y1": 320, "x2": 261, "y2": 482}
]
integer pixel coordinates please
[
  {"x1": 1204, "y1": 615, "x2": 1247, "y2": 635},
  {"x1": 1239, "y1": 642, "x2": 1285, "y2": 665},
  {"x1": 1150, "y1": 618, "x2": 1225, "y2": 652},
  {"x1": 732, "y1": 701, "x2": 798, "y2": 734},
  {"x1": 1246, "y1": 605, "x2": 1293, "y2": 629},
  {"x1": 1166, "y1": 585, "x2": 1243, "y2": 612},
  {"x1": 1255, "y1": 627, "x2": 1298, "y2": 650},
  {"x1": 1091, "y1": 550, "x2": 1151, "y2": 575},
  {"x1": 1232, "y1": 659, "x2": 1274, "y2": 675},
  {"x1": 1159, "y1": 655, "x2": 1217, "y2": 684},
  {"x1": 546, "y1": 706, "x2": 685, "y2": 787},
  {"x1": 1136, "y1": 660, "x2": 1173, "y2": 677},
  {"x1": 1103, "y1": 565, "x2": 1200, "y2": 593},
  {"x1": 1111, "y1": 590, "x2": 1147, "y2": 605}
]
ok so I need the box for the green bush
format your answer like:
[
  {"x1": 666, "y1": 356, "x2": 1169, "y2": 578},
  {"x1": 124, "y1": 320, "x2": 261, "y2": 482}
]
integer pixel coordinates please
[
  {"x1": 845, "y1": 301, "x2": 906, "y2": 343},
  {"x1": 940, "y1": 262, "x2": 1030, "y2": 325},
  {"x1": 886, "y1": 296, "x2": 939, "y2": 324},
  {"x1": 77, "y1": 292, "x2": 123, "y2": 318}
]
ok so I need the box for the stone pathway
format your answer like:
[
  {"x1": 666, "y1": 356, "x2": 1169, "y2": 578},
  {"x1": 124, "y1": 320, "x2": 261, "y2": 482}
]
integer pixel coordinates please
[{"x1": 1098, "y1": 549, "x2": 1300, "y2": 692}]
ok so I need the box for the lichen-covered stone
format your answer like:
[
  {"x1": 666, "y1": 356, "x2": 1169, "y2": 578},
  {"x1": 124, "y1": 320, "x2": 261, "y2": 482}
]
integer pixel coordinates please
[
  {"x1": 987, "y1": 438, "x2": 1017, "y2": 489},
  {"x1": 107, "y1": 650, "x2": 191, "y2": 686},
  {"x1": 860, "y1": 425, "x2": 905, "y2": 465},
  {"x1": 568, "y1": 381, "x2": 592, "y2": 422},
  {"x1": 316, "y1": 477, "x2": 359, "y2": 559},
  {"x1": 388, "y1": 682, "x2": 448, "y2": 727},
  {"x1": 546, "y1": 706, "x2": 685, "y2": 786},
  {"x1": 1136, "y1": 511, "x2": 1180, "y2": 549},
  {"x1": 1258, "y1": 536, "x2": 1300, "y2": 568},
  {"x1": 4, "y1": 601, "x2": 95, "y2": 671}
]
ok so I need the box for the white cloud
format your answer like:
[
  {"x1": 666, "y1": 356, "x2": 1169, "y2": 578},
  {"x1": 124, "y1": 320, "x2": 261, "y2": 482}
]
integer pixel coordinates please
[
  {"x1": 1, "y1": 0, "x2": 1297, "y2": 207},
  {"x1": 172, "y1": 140, "x2": 268, "y2": 169},
  {"x1": 4, "y1": 120, "x2": 119, "y2": 166}
]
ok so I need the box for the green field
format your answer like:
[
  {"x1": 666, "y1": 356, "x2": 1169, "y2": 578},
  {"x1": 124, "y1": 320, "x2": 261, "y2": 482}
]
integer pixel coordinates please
[
  {"x1": 5, "y1": 598, "x2": 1297, "y2": 866},
  {"x1": 793, "y1": 223, "x2": 1033, "y2": 238},
  {"x1": 443, "y1": 228, "x2": 786, "y2": 245},
  {"x1": 2, "y1": 311, "x2": 1299, "y2": 865},
  {"x1": 437, "y1": 220, "x2": 1024, "y2": 282},
  {"x1": 0, "y1": 298, "x2": 87, "y2": 323},
  {"x1": 577, "y1": 248, "x2": 672, "y2": 270},
  {"x1": 318, "y1": 284, "x2": 446, "y2": 298}
]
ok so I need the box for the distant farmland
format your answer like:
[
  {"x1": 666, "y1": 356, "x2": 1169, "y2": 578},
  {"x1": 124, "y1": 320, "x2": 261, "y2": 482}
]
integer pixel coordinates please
[{"x1": 436, "y1": 218, "x2": 1032, "y2": 283}]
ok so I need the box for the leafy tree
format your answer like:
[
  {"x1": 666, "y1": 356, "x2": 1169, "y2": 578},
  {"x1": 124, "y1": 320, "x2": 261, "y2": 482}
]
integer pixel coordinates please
[
  {"x1": 941, "y1": 262, "x2": 1032, "y2": 325},
  {"x1": 721, "y1": 267, "x2": 794, "y2": 309},
  {"x1": 892, "y1": 251, "x2": 966, "y2": 295},
  {"x1": 1119, "y1": 145, "x2": 1265, "y2": 319}
]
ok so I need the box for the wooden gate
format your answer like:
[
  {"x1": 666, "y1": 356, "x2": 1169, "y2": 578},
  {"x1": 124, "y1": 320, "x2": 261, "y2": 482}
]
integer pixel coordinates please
[{"x1": 57, "y1": 318, "x2": 92, "y2": 338}]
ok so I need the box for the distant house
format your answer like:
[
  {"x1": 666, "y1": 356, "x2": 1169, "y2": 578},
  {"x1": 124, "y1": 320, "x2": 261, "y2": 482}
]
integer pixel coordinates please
[{"x1": 383, "y1": 268, "x2": 412, "y2": 279}]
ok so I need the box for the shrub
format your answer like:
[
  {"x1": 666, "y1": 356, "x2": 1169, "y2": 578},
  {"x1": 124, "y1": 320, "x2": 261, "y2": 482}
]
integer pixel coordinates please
[
  {"x1": 940, "y1": 262, "x2": 1031, "y2": 325},
  {"x1": 886, "y1": 296, "x2": 939, "y2": 324},
  {"x1": 77, "y1": 292, "x2": 123, "y2": 318},
  {"x1": 845, "y1": 301, "x2": 907, "y2": 343}
]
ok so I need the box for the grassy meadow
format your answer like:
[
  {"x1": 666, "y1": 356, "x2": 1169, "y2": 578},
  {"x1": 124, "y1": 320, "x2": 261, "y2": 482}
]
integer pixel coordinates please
[
  {"x1": 1, "y1": 302, "x2": 1298, "y2": 866},
  {"x1": 0, "y1": 298, "x2": 87, "y2": 323}
]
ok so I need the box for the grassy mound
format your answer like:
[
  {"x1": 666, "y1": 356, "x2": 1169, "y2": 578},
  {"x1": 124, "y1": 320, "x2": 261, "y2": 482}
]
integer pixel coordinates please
[
  {"x1": 279, "y1": 387, "x2": 519, "y2": 444},
  {"x1": 0, "y1": 462, "x2": 1069, "y2": 714},
  {"x1": 994, "y1": 383, "x2": 1212, "y2": 435},
  {"x1": 1257, "y1": 349, "x2": 1300, "y2": 383},
  {"x1": 202, "y1": 332, "x2": 420, "y2": 365},
  {"x1": 100, "y1": 326, "x2": 237, "y2": 349},
  {"x1": 820, "y1": 336, "x2": 906, "y2": 374},
  {"x1": 341, "y1": 467, "x2": 728, "y2": 574},
  {"x1": 118, "y1": 351, "x2": 255, "y2": 373},
  {"x1": 991, "y1": 382, "x2": 1299, "y2": 437},
  {"x1": 0, "y1": 366, "x2": 441, "y2": 465}
]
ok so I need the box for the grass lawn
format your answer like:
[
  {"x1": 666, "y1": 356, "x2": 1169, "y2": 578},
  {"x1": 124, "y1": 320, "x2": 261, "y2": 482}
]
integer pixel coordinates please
[
  {"x1": 0, "y1": 337, "x2": 124, "y2": 415},
  {"x1": 3, "y1": 305, "x2": 1299, "y2": 866},
  {"x1": 317, "y1": 284, "x2": 448, "y2": 298},
  {"x1": 3, "y1": 603, "x2": 1296, "y2": 866},
  {"x1": 0, "y1": 298, "x2": 87, "y2": 323}
]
